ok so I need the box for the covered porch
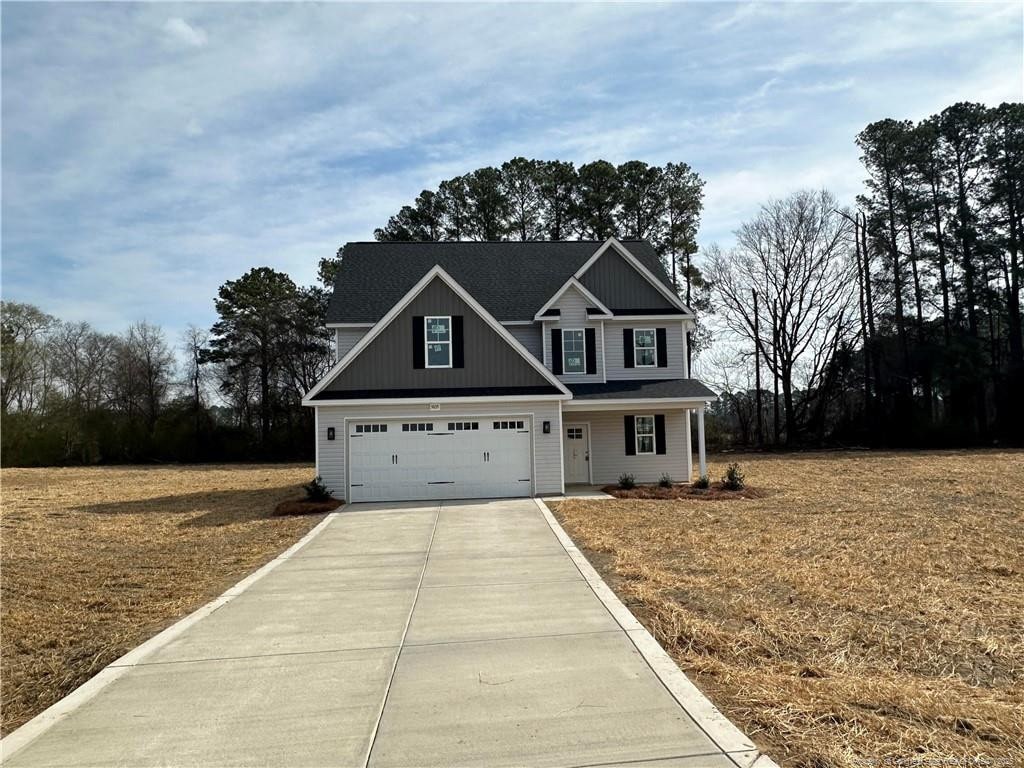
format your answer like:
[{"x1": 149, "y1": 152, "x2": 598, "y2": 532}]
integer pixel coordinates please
[{"x1": 561, "y1": 380, "x2": 714, "y2": 488}]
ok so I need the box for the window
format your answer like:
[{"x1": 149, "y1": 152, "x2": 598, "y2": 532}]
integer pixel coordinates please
[
  {"x1": 634, "y1": 329, "x2": 656, "y2": 367},
  {"x1": 402, "y1": 423, "x2": 433, "y2": 432},
  {"x1": 355, "y1": 423, "x2": 387, "y2": 433},
  {"x1": 493, "y1": 420, "x2": 526, "y2": 430},
  {"x1": 567, "y1": 427, "x2": 583, "y2": 440},
  {"x1": 562, "y1": 329, "x2": 585, "y2": 374},
  {"x1": 635, "y1": 416, "x2": 655, "y2": 455},
  {"x1": 425, "y1": 316, "x2": 451, "y2": 368},
  {"x1": 447, "y1": 422, "x2": 479, "y2": 431}
]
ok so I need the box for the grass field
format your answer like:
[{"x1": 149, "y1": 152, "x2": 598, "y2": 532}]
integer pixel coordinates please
[
  {"x1": 553, "y1": 450, "x2": 1024, "y2": 768},
  {"x1": 0, "y1": 464, "x2": 325, "y2": 735}
]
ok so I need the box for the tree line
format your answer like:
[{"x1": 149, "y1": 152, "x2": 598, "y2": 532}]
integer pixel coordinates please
[
  {"x1": 3, "y1": 105, "x2": 1020, "y2": 466},
  {"x1": 1, "y1": 269, "x2": 332, "y2": 466},
  {"x1": 706, "y1": 101, "x2": 1023, "y2": 449}
]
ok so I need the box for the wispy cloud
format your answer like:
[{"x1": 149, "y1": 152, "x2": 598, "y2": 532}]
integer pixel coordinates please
[{"x1": 2, "y1": 2, "x2": 1020, "y2": 341}]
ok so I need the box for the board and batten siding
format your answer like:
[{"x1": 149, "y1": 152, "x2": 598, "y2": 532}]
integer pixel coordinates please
[
  {"x1": 604, "y1": 320, "x2": 686, "y2": 380},
  {"x1": 335, "y1": 328, "x2": 369, "y2": 360},
  {"x1": 565, "y1": 409, "x2": 691, "y2": 484},
  {"x1": 541, "y1": 285, "x2": 605, "y2": 384},
  {"x1": 315, "y1": 400, "x2": 563, "y2": 498}
]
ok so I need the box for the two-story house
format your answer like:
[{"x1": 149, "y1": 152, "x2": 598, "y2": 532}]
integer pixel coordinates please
[{"x1": 302, "y1": 237, "x2": 716, "y2": 502}]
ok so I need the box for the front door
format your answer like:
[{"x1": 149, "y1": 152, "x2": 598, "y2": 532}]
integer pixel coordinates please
[{"x1": 564, "y1": 424, "x2": 589, "y2": 484}]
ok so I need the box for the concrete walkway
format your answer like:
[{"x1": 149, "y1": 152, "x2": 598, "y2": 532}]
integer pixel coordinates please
[{"x1": 3, "y1": 498, "x2": 765, "y2": 768}]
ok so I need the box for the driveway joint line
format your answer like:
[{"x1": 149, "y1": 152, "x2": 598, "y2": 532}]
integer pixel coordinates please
[
  {"x1": 402, "y1": 628, "x2": 623, "y2": 650},
  {"x1": 109, "y1": 643, "x2": 403, "y2": 668},
  {"x1": 567, "y1": 748, "x2": 741, "y2": 768},
  {"x1": 419, "y1": 577, "x2": 583, "y2": 590},
  {"x1": 535, "y1": 498, "x2": 751, "y2": 768},
  {"x1": 361, "y1": 502, "x2": 442, "y2": 768}
]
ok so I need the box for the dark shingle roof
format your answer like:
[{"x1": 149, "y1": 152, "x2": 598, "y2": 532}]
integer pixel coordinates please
[
  {"x1": 326, "y1": 240, "x2": 676, "y2": 324},
  {"x1": 568, "y1": 379, "x2": 718, "y2": 400}
]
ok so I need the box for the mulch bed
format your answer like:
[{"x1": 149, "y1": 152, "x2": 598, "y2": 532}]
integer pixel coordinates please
[
  {"x1": 273, "y1": 498, "x2": 344, "y2": 516},
  {"x1": 601, "y1": 482, "x2": 767, "y2": 500}
]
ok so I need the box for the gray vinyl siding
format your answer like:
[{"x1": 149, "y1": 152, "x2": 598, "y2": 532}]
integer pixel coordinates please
[
  {"x1": 505, "y1": 324, "x2": 543, "y2": 361},
  {"x1": 566, "y1": 409, "x2": 691, "y2": 484},
  {"x1": 323, "y1": 277, "x2": 551, "y2": 393},
  {"x1": 605, "y1": 321, "x2": 686, "y2": 380},
  {"x1": 579, "y1": 247, "x2": 675, "y2": 311},
  {"x1": 335, "y1": 328, "x2": 369, "y2": 360},
  {"x1": 315, "y1": 400, "x2": 563, "y2": 498},
  {"x1": 541, "y1": 285, "x2": 605, "y2": 384}
]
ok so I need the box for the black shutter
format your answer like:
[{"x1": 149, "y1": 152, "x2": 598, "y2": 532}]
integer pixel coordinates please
[
  {"x1": 452, "y1": 316, "x2": 464, "y2": 368},
  {"x1": 412, "y1": 316, "x2": 425, "y2": 369},
  {"x1": 654, "y1": 414, "x2": 666, "y2": 455},
  {"x1": 585, "y1": 328, "x2": 597, "y2": 375},
  {"x1": 656, "y1": 328, "x2": 668, "y2": 368},
  {"x1": 624, "y1": 415, "x2": 636, "y2": 456},
  {"x1": 623, "y1": 328, "x2": 634, "y2": 368},
  {"x1": 551, "y1": 329, "x2": 563, "y2": 375}
]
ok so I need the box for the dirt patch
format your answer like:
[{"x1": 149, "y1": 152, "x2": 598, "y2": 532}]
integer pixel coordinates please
[
  {"x1": 601, "y1": 482, "x2": 768, "y2": 500},
  {"x1": 273, "y1": 498, "x2": 344, "y2": 516},
  {"x1": 0, "y1": 463, "x2": 324, "y2": 735},
  {"x1": 554, "y1": 450, "x2": 1024, "y2": 768}
]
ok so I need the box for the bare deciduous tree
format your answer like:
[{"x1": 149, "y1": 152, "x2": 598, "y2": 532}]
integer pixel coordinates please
[{"x1": 707, "y1": 189, "x2": 857, "y2": 444}]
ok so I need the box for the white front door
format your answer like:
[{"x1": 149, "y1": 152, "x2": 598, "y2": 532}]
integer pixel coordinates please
[{"x1": 564, "y1": 423, "x2": 589, "y2": 484}]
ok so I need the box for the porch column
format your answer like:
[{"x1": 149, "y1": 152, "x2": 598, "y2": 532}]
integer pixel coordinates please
[
  {"x1": 697, "y1": 405, "x2": 707, "y2": 479},
  {"x1": 684, "y1": 410, "x2": 693, "y2": 481}
]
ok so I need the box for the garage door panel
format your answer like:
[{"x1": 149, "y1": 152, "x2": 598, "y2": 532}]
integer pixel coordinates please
[{"x1": 348, "y1": 418, "x2": 532, "y2": 502}]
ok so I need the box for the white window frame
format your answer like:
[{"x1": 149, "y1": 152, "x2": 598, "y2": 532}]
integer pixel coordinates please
[
  {"x1": 561, "y1": 328, "x2": 587, "y2": 375},
  {"x1": 635, "y1": 415, "x2": 655, "y2": 455},
  {"x1": 634, "y1": 328, "x2": 657, "y2": 368},
  {"x1": 425, "y1": 315, "x2": 452, "y2": 369}
]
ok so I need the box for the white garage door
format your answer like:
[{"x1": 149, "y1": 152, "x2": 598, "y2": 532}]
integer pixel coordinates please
[{"x1": 347, "y1": 417, "x2": 532, "y2": 502}]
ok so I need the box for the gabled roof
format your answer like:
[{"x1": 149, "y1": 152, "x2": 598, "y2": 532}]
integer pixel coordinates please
[
  {"x1": 305, "y1": 265, "x2": 572, "y2": 404},
  {"x1": 326, "y1": 239, "x2": 680, "y2": 324},
  {"x1": 533, "y1": 278, "x2": 612, "y2": 321}
]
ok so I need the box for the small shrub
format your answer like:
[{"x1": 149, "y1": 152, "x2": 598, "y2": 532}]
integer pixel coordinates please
[
  {"x1": 618, "y1": 473, "x2": 636, "y2": 490},
  {"x1": 658, "y1": 473, "x2": 673, "y2": 488},
  {"x1": 693, "y1": 474, "x2": 710, "y2": 489},
  {"x1": 722, "y1": 462, "x2": 745, "y2": 491},
  {"x1": 303, "y1": 475, "x2": 331, "y2": 502}
]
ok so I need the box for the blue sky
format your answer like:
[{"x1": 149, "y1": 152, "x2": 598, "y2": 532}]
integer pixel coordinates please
[{"x1": 2, "y1": 2, "x2": 1021, "y2": 342}]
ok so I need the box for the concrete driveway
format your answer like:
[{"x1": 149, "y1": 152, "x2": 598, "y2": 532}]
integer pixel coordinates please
[{"x1": 3, "y1": 498, "x2": 762, "y2": 768}]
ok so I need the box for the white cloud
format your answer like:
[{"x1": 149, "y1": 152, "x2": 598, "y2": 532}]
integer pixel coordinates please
[{"x1": 163, "y1": 17, "x2": 207, "y2": 48}]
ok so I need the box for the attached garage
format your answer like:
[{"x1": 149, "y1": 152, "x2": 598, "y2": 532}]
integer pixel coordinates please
[{"x1": 346, "y1": 417, "x2": 533, "y2": 502}]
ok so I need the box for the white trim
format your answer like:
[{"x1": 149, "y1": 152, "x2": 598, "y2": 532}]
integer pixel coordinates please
[
  {"x1": 303, "y1": 265, "x2": 572, "y2": 404},
  {"x1": 560, "y1": 327, "x2": 587, "y2": 376},
  {"x1": 424, "y1": 314, "x2": 452, "y2": 369},
  {"x1": 633, "y1": 328, "x2": 657, "y2": 368},
  {"x1": 500, "y1": 320, "x2": 535, "y2": 326},
  {"x1": 563, "y1": 421, "x2": 593, "y2": 484},
  {"x1": 534, "y1": 277, "x2": 613, "y2": 320},
  {"x1": 310, "y1": 394, "x2": 570, "y2": 407},
  {"x1": 563, "y1": 397, "x2": 714, "y2": 412},
  {"x1": 574, "y1": 238, "x2": 694, "y2": 317},
  {"x1": 326, "y1": 322, "x2": 374, "y2": 329},
  {"x1": 600, "y1": 320, "x2": 607, "y2": 382},
  {"x1": 557, "y1": 400, "x2": 566, "y2": 493},
  {"x1": 314, "y1": 408, "x2": 320, "y2": 475},
  {"x1": 610, "y1": 315, "x2": 692, "y2": 321},
  {"x1": 344, "y1": 412, "x2": 537, "y2": 502},
  {"x1": 681, "y1": 320, "x2": 690, "y2": 378},
  {"x1": 634, "y1": 414, "x2": 656, "y2": 455}
]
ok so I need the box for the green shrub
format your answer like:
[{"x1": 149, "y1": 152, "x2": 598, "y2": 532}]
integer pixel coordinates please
[
  {"x1": 693, "y1": 474, "x2": 710, "y2": 489},
  {"x1": 303, "y1": 475, "x2": 331, "y2": 501},
  {"x1": 658, "y1": 473, "x2": 673, "y2": 488},
  {"x1": 722, "y1": 462, "x2": 745, "y2": 491},
  {"x1": 618, "y1": 473, "x2": 636, "y2": 490}
]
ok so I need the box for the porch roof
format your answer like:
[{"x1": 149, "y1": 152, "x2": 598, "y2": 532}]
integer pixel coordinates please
[{"x1": 567, "y1": 378, "x2": 717, "y2": 401}]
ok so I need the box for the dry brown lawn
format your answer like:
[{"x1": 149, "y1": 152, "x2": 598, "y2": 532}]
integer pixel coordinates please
[
  {"x1": 0, "y1": 463, "x2": 329, "y2": 735},
  {"x1": 553, "y1": 450, "x2": 1024, "y2": 768}
]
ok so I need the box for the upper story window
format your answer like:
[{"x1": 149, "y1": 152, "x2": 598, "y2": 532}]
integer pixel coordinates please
[
  {"x1": 635, "y1": 415, "x2": 655, "y2": 454},
  {"x1": 425, "y1": 316, "x2": 452, "y2": 368},
  {"x1": 634, "y1": 329, "x2": 656, "y2": 367},
  {"x1": 562, "y1": 329, "x2": 586, "y2": 374}
]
